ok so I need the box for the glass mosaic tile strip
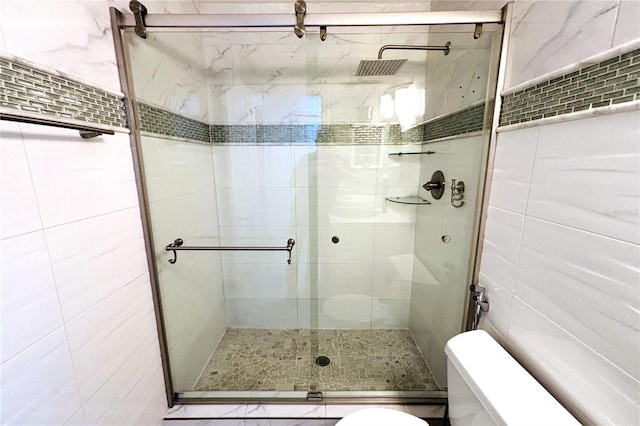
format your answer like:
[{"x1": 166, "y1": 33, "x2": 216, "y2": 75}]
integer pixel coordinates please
[
  {"x1": 413, "y1": 102, "x2": 486, "y2": 142},
  {"x1": 500, "y1": 48, "x2": 640, "y2": 126},
  {"x1": 0, "y1": 58, "x2": 126, "y2": 129},
  {"x1": 138, "y1": 103, "x2": 489, "y2": 145},
  {"x1": 138, "y1": 103, "x2": 210, "y2": 143}
]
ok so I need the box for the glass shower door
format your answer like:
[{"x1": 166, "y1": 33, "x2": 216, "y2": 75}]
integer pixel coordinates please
[
  {"x1": 122, "y1": 16, "x2": 503, "y2": 400},
  {"x1": 125, "y1": 27, "x2": 324, "y2": 396}
]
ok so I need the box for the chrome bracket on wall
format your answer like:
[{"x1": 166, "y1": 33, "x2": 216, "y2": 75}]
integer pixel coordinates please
[
  {"x1": 451, "y1": 179, "x2": 465, "y2": 208},
  {"x1": 469, "y1": 284, "x2": 489, "y2": 330},
  {"x1": 129, "y1": 0, "x2": 148, "y2": 39},
  {"x1": 294, "y1": 0, "x2": 306, "y2": 38}
]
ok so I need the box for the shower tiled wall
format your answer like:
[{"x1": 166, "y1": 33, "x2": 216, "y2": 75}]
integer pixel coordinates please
[
  {"x1": 0, "y1": 2, "x2": 166, "y2": 424},
  {"x1": 131, "y1": 24, "x2": 438, "y2": 333},
  {"x1": 474, "y1": 1, "x2": 640, "y2": 424},
  {"x1": 126, "y1": 31, "x2": 209, "y2": 122},
  {"x1": 128, "y1": 29, "x2": 229, "y2": 391},
  {"x1": 141, "y1": 135, "x2": 227, "y2": 391},
  {"x1": 0, "y1": 2, "x2": 167, "y2": 424},
  {"x1": 409, "y1": 133, "x2": 486, "y2": 388},
  {"x1": 215, "y1": 143, "x2": 420, "y2": 330},
  {"x1": 203, "y1": 29, "x2": 428, "y2": 127},
  {"x1": 407, "y1": 24, "x2": 500, "y2": 389}
]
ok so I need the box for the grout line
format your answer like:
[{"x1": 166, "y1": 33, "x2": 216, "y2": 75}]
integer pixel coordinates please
[
  {"x1": 520, "y1": 215, "x2": 640, "y2": 247},
  {"x1": 610, "y1": 0, "x2": 623, "y2": 50},
  {"x1": 41, "y1": 224, "x2": 88, "y2": 421},
  {"x1": 38, "y1": 205, "x2": 140, "y2": 233},
  {"x1": 511, "y1": 126, "x2": 540, "y2": 295},
  {"x1": 81, "y1": 329, "x2": 158, "y2": 408},
  {"x1": 0, "y1": 205, "x2": 141, "y2": 241},
  {"x1": 507, "y1": 295, "x2": 639, "y2": 383}
]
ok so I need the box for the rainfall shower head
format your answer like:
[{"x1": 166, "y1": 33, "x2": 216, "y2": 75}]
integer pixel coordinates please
[
  {"x1": 356, "y1": 59, "x2": 408, "y2": 77},
  {"x1": 355, "y1": 42, "x2": 451, "y2": 77}
]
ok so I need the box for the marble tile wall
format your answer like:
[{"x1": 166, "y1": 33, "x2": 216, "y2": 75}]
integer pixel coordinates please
[
  {"x1": 505, "y1": 0, "x2": 638, "y2": 89},
  {"x1": 409, "y1": 133, "x2": 486, "y2": 388},
  {"x1": 126, "y1": 31, "x2": 209, "y2": 122},
  {"x1": 476, "y1": 1, "x2": 640, "y2": 424},
  {"x1": 407, "y1": 12, "x2": 500, "y2": 391},
  {"x1": 479, "y1": 111, "x2": 640, "y2": 425},
  {"x1": 214, "y1": 143, "x2": 421, "y2": 330},
  {"x1": 0, "y1": 123, "x2": 166, "y2": 425},
  {"x1": 203, "y1": 27, "x2": 428, "y2": 127},
  {"x1": 0, "y1": 1, "x2": 169, "y2": 425},
  {"x1": 422, "y1": 26, "x2": 499, "y2": 120}
]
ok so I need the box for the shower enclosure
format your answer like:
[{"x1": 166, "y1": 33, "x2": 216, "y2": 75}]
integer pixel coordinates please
[{"x1": 111, "y1": 4, "x2": 505, "y2": 405}]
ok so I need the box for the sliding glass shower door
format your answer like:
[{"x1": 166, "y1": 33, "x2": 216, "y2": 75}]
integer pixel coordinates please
[{"x1": 122, "y1": 16, "x2": 503, "y2": 400}]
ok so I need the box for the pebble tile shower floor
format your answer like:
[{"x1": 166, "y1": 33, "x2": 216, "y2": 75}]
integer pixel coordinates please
[{"x1": 194, "y1": 329, "x2": 439, "y2": 392}]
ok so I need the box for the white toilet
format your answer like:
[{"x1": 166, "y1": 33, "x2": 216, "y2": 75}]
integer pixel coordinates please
[
  {"x1": 338, "y1": 330, "x2": 579, "y2": 425},
  {"x1": 445, "y1": 330, "x2": 579, "y2": 425}
]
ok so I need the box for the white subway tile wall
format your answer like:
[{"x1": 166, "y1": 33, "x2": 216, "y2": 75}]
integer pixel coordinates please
[
  {"x1": 0, "y1": 122, "x2": 165, "y2": 424},
  {"x1": 0, "y1": 2, "x2": 165, "y2": 424},
  {"x1": 480, "y1": 110, "x2": 640, "y2": 425}
]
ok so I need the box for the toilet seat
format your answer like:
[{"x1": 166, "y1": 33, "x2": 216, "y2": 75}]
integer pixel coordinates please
[{"x1": 336, "y1": 408, "x2": 429, "y2": 426}]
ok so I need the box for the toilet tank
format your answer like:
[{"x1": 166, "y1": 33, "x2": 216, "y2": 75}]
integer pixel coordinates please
[{"x1": 445, "y1": 330, "x2": 580, "y2": 426}]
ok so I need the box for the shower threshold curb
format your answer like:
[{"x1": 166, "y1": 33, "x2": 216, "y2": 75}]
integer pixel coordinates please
[{"x1": 164, "y1": 402, "x2": 447, "y2": 423}]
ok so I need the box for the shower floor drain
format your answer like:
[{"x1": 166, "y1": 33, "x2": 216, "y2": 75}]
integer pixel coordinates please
[{"x1": 315, "y1": 355, "x2": 331, "y2": 367}]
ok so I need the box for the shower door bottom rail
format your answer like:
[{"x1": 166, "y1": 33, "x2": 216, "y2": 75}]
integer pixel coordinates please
[{"x1": 165, "y1": 237, "x2": 295, "y2": 264}]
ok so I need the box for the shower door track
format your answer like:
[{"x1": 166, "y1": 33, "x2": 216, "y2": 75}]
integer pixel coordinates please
[{"x1": 118, "y1": 10, "x2": 503, "y2": 30}]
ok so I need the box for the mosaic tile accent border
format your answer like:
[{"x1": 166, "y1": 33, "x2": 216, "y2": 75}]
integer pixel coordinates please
[
  {"x1": 138, "y1": 103, "x2": 486, "y2": 145},
  {"x1": 210, "y1": 123, "x2": 405, "y2": 145},
  {"x1": 138, "y1": 103, "x2": 210, "y2": 143},
  {"x1": 0, "y1": 57, "x2": 126, "y2": 128},
  {"x1": 418, "y1": 103, "x2": 486, "y2": 142},
  {"x1": 500, "y1": 48, "x2": 640, "y2": 126}
]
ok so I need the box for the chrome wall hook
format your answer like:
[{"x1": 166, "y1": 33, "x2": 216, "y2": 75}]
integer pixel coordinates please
[{"x1": 451, "y1": 179, "x2": 465, "y2": 208}]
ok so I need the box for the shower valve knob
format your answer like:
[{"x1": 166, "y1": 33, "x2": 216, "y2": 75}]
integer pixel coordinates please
[{"x1": 423, "y1": 170, "x2": 445, "y2": 200}]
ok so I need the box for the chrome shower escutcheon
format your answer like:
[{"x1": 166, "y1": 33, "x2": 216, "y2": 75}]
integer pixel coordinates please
[{"x1": 423, "y1": 170, "x2": 445, "y2": 200}]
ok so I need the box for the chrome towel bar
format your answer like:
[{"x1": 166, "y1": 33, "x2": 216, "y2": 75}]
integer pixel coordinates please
[
  {"x1": 0, "y1": 108, "x2": 116, "y2": 138},
  {"x1": 165, "y1": 238, "x2": 296, "y2": 264}
]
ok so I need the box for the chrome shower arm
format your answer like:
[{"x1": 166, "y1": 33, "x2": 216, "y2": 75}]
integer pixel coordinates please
[{"x1": 378, "y1": 41, "x2": 451, "y2": 59}]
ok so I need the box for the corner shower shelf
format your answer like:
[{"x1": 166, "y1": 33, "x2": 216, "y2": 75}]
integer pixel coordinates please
[{"x1": 385, "y1": 196, "x2": 431, "y2": 205}]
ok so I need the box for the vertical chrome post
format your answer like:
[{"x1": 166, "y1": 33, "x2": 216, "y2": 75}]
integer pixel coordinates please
[{"x1": 109, "y1": 6, "x2": 175, "y2": 407}]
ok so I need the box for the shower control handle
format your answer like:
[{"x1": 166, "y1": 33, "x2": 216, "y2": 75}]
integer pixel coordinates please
[
  {"x1": 423, "y1": 182, "x2": 442, "y2": 190},
  {"x1": 423, "y1": 170, "x2": 445, "y2": 200}
]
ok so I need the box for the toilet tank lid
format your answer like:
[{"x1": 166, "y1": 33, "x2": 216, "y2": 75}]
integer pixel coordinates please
[{"x1": 445, "y1": 330, "x2": 580, "y2": 426}]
